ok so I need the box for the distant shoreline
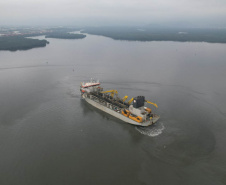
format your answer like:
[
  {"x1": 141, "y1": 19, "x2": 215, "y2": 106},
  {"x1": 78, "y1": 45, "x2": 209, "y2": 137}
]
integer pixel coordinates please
[
  {"x1": 82, "y1": 27, "x2": 226, "y2": 43},
  {"x1": 45, "y1": 33, "x2": 86, "y2": 39},
  {"x1": 0, "y1": 27, "x2": 86, "y2": 51},
  {"x1": 0, "y1": 29, "x2": 86, "y2": 51},
  {"x1": 0, "y1": 36, "x2": 49, "y2": 51},
  {"x1": 1, "y1": 26, "x2": 226, "y2": 51}
]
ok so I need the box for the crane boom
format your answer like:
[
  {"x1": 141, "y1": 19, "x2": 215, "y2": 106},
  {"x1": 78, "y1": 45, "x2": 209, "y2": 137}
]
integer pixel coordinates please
[
  {"x1": 128, "y1": 98, "x2": 134, "y2": 105},
  {"x1": 122, "y1": 95, "x2": 128, "y2": 102},
  {"x1": 101, "y1": 90, "x2": 118, "y2": 98},
  {"x1": 145, "y1": 100, "x2": 158, "y2": 108}
]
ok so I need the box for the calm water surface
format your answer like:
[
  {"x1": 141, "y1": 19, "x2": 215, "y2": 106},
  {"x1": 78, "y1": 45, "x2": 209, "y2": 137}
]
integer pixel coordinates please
[{"x1": 0, "y1": 34, "x2": 226, "y2": 185}]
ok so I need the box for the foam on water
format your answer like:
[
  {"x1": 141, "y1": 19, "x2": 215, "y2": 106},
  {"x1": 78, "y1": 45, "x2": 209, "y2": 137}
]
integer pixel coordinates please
[{"x1": 135, "y1": 122, "x2": 165, "y2": 137}]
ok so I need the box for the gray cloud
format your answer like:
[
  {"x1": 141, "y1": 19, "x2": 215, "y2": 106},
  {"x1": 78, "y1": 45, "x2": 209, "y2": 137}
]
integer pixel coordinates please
[{"x1": 0, "y1": 0, "x2": 226, "y2": 27}]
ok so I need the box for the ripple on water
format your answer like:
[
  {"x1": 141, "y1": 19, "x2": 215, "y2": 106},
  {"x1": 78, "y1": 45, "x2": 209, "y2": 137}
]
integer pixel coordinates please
[
  {"x1": 67, "y1": 86, "x2": 81, "y2": 99},
  {"x1": 135, "y1": 122, "x2": 165, "y2": 137}
]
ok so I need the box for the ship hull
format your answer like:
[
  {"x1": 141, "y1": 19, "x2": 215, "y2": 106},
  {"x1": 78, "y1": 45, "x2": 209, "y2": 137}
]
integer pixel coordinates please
[{"x1": 83, "y1": 95, "x2": 160, "y2": 127}]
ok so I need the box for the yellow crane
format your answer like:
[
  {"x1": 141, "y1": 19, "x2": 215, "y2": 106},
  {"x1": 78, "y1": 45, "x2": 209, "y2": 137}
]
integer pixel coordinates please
[
  {"x1": 145, "y1": 100, "x2": 158, "y2": 108},
  {"x1": 128, "y1": 98, "x2": 134, "y2": 105},
  {"x1": 101, "y1": 90, "x2": 118, "y2": 98},
  {"x1": 122, "y1": 95, "x2": 128, "y2": 102}
]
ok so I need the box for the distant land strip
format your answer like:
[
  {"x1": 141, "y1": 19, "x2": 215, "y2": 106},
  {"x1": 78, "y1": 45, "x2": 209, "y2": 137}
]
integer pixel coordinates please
[
  {"x1": 0, "y1": 27, "x2": 86, "y2": 51},
  {"x1": 1, "y1": 26, "x2": 226, "y2": 52},
  {"x1": 82, "y1": 27, "x2": 226, "y2": 43},
  {"x1": 45, "y1": 33, "x2": 86, "y2": 39},
  {"x1": 0, "y1": 36, "x2": 49, "y2": 51}
]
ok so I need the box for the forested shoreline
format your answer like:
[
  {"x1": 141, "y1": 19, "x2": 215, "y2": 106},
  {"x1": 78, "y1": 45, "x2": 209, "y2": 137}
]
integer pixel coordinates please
[
  {"x1": 82, "y1": 27, "x2": 226, "y2": 43},
  {"x1": 45, "y1": 33, "x2": 86, "y2": 39},
  {"x1": 0, "y1": 36, "x2": 49, "y2": 51}
]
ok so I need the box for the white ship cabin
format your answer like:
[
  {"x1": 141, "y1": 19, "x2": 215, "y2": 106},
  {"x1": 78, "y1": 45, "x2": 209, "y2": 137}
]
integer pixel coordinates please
[{"x1": 81, "y1": 79, "x2": 101, "y2": 93}]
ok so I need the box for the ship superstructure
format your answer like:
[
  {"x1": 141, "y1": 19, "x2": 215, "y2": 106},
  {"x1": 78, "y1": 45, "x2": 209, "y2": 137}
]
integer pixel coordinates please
[{"x1": 80, "y1": 79, "x2": 160, "y2": 126}]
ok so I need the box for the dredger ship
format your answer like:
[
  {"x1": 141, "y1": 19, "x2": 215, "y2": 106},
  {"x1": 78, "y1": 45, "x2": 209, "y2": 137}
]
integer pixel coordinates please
[{"x1": 80, "y1": 79, "x2": 160, "y2": 126}]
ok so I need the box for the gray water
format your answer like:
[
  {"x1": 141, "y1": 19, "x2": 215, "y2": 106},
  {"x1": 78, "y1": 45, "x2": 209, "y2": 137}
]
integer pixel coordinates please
[{"x1": 0, "y1": 34, "x2": 226, "y2": 185}]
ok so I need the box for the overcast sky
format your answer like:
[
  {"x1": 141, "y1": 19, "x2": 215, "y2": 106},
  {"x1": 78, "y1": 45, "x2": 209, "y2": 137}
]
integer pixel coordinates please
[{"x1": 0, "y1": 0, "x2": 226, "y2": 27}]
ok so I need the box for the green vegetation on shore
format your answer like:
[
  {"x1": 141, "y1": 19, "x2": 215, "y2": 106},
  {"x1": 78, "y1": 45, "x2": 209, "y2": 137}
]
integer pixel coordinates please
[
  {"x1": 0, "y1": 27, "x2": 85, "y2": 51},
  {"x1": 0, "y1": 36, "x2": 49, "y2": 51},
  {"x1": 1, "y1": 25, "x2": 226, "y2": 52},
  {"x1": 82, "y1": 27, "x2": 226, "y2": 43},
  {"x1": 45, "y1": 33, "x2": 86, "y2": 39}
]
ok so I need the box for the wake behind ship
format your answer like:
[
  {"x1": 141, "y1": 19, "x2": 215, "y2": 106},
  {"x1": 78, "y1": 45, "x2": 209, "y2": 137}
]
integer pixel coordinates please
[{"x1": 80, "y1": 79, "x2": 160, "y2": 126}]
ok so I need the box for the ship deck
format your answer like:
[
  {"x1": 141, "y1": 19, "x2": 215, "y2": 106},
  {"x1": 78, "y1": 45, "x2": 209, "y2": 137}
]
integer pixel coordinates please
[{"x1": 82, "y1": 92, "x2": 160, "y2": 126}]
